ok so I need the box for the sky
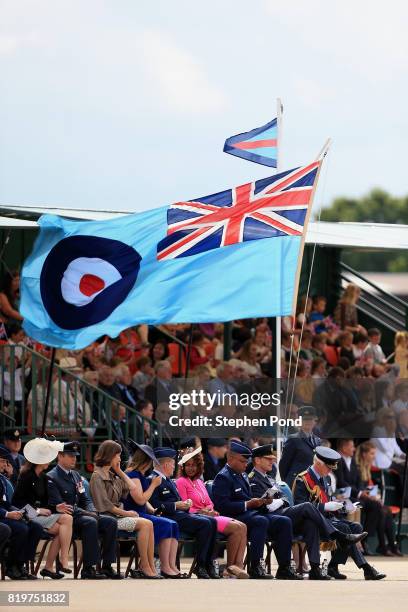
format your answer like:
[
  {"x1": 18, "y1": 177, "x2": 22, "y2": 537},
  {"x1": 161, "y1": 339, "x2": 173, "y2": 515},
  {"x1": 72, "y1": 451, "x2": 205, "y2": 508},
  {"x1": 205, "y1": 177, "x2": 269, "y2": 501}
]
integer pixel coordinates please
[{"x1": 1, "y1": 0, "x2": 407, "y2": 215}]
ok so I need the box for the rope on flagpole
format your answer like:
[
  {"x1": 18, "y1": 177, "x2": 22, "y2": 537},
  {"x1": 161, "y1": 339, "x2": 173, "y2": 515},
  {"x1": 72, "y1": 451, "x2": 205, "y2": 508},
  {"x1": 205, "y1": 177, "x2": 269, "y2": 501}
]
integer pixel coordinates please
[{"x1": 283, "y1": 143, "x2": 332, "y2": 432}]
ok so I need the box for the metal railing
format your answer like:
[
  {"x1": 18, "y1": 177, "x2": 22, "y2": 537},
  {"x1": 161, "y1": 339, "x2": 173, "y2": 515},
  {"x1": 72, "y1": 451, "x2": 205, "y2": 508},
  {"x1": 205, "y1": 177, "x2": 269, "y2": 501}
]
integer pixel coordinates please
[
  {"x1": 339, "y1": 261, "x2": 408, "y2": 332},
  {"x1": 0, "y1": 344, "x2": 162, "y2": 471}
]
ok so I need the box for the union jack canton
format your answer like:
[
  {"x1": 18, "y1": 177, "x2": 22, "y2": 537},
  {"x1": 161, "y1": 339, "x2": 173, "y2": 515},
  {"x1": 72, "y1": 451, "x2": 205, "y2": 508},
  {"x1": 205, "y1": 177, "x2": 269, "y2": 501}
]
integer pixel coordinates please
[{"x1": 156, "y1": 161, "x2": 320, "y2": 260}]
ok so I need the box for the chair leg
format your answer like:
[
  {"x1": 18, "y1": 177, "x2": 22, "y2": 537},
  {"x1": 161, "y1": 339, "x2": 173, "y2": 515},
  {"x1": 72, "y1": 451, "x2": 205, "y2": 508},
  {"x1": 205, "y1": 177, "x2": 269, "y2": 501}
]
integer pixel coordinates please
[
  {"x1": 265, "y1": 543, "x2": 272, "y2": 574},
  {"x1": 116, "y1": 541, "x2": 121, "y2": 575},
  {"x1": 1, "y1": 561, "x2": 5, "y2": 581},
  {"x1": 34, "y1": 541, "x2": 50, "y2": 575},
  {"x1": 176, "y1": 542, "x2": 184, "y2": 571},
  {"x1": 188, "y1": 553, "x2": 198, "y2": 578},
  {"x1": 72, "y1": 541, "x2": 78, "y2": 579}
]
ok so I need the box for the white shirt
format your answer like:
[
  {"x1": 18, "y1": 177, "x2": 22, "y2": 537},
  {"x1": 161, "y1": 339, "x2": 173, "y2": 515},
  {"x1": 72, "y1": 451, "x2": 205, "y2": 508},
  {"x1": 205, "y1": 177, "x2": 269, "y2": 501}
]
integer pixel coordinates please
[
  {"x1": 341, "y1": 455, "x2": 352, "y2": 470},
  {"x1": 370, "y1": 427, "x2": 405, "y2": 468}
]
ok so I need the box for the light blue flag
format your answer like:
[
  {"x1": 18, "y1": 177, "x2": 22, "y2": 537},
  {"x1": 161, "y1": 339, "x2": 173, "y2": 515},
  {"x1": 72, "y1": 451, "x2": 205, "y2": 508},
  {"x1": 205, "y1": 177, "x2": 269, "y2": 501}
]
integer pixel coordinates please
[{"x1": 21, "y1": 161, "x2": 321, "y2": 349}]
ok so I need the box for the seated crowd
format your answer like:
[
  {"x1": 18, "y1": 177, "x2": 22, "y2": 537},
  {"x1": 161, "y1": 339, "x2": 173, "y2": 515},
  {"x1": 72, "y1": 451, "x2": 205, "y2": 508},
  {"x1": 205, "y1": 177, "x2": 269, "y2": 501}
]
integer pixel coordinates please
[{"x1": 0, "y1": 273, "x2": 406, "y2": 580}]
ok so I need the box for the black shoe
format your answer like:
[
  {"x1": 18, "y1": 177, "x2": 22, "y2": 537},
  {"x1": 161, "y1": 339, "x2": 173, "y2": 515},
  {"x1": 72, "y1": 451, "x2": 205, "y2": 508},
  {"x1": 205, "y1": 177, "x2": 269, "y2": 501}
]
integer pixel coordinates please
[
  {"x1": 5, "y1": 565, "x2": 27, "y2": 580},
  {"x1": 101, "y1": 565, "x2": 124, "y2": 579},
  {"x1": 207, "y1": 561, "x2": 221, "y2": 579},
  {"x1": 327, "y1": 565, "x2": 347, "y2": 580},
  {"x1": 194, "y1": 565, "x2": 211, "y2": 579},
  {"x1": 81, "y1": 566, "x2": 106, "y2": 580},
  {"x1": 40, "y1": 568, "x2": 64, "y2": 580},
  {"x1": 390, "y1": 547, "x2": 404, "y2": 557},
  {"x1": 136, "y1": 570, "x2": 163, "y2": 579},
  {"x1": 56, "y1": 560, "x2": 72, "y2": 574},
  {"x1": 249, "y1": 563, "x2": 274, "y2": 579},
  {"x1": 309, "y1": 566, "x2": 333, "y2": 581},
  {"x1": 363, "y1": 564, "x2": 386, "y2": 580},
  {"x1": 19, "y1": 568, "x2": 38, "y2": 580},
  {"x1": 335, "y1": 531, "x2": 368, "y2": 548},
  {"x1": 275, "y1": 565, "x2": 303, "y2": 580}
]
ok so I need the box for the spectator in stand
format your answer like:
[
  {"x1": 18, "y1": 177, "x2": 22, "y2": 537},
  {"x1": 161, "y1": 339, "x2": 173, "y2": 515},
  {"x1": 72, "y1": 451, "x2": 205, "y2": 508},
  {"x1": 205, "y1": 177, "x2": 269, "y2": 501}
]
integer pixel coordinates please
[
  {"x1": 253, "y1": 326, "x2": 272, "y2": 363},
  {"x1": 176, "y1": 447, "x2": 249, "y2": 578},
  {"x1": 353, "y1": 333, "x2": 369, "y2": 365},
  {"x1": 371, "y1": 408, "x2": 408, "y2": 505},
  {"x1": 212, "y1": 324, "x2": 225, "y2": 364},
  {"x1": 149, "y1": 342, "x2": 169, "y2": 367},
  {"x1": 145, "y1": 361, "x2": 179, "y2": 409},
  {"x1": 154, "y1": 403, "x2": 174, "y2": 448},
  {"x1": 334, "y1": 283, "x2": 365, "y2": 334},
  {"x1": 311, "y1": 334, "x2": 327, "y2": 361},
  {"x1": 281, "y1": 330, "x2": 293, "y2": 362},
  {"x1": 294, "y1": 361, "x2": 314, "y2": 405},
  {"x1": 298, "y1": 330, "x2": 313, "y2": 362},
  {"x1": 355, "y1": 441, "x2": 403, "y2": 556},
  {"x1": 337, "y1": 356, "x2": 351, "y2": 371},
  {"x1": 114, "y1": 364, "x2": 138, "y2": 408},
  {"x1": 0, "y1": 344, "x2": 30, "y2": 427},
  {"x1": 397, "y1": 409, "x2": 408, "y2": 441},
  {"x1": 135, "y1": 399, "x2": 154, "y2": 444},
  {"x1": 132, "y1": 356, "x2": 154, "y2": 399},
  {"x1": 192, "y1": 364, "x2": 212, "y2": 393},
  {"x1": 0, "y1": 271, "x2": 22, "y2": 323},
  {"x1": 188, "y1": 330, "x2": 210, "y2": 372},
  {"x1": 309, "y1": 296, "x2": 329, "y2": 334},
  {"x1": 392, "y1": 382, "x2": 408, "y2": 416},
  {"x1": 364, "y1": 328, "x2": 387, "y2": 365},
  {"x1": 208, "y1": 362, "x2": 236, "y2": 396},
  {"x1": 374, "y1": 378, "x2": 394, "y2": 411},
  {"x1": 338, "y1": 331, "x2": 356, "y2": 366},
  {"x1": 394, "y1": 331, "x2": 408, "y2": 378},
  {"x1": 203, "y1": 438, "x2": 228, "y2": 481},
  {"x1": 98, "y1": 367, "x2": 123, "y2": 402},
  {"x1": 237, "y1": 340, "x2": 262, "y2": 377},
  {"x1": 6, "y1": 323, "x2": 26, "y2": 362},
  {"x1": 311, "y1": 358, "x2": 327, "y2": 385}
]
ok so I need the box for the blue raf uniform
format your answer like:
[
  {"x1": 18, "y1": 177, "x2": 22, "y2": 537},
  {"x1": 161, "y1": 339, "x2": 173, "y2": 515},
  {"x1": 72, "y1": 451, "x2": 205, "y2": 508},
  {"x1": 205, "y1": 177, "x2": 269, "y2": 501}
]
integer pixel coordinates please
[
  {"x1": 3, "y1": 429, "x2": 25, "y2": 486},
  {"x1": 0, "y1": 445, "x2": 43, "y2": 578},
  {"x1": 149, "y1": 447, "x2": 218, "y2": 578},
  {"x1": 212, "y1": 441, "x2": 300, "y2": 580},
  {"x1": 279, "y1": 406, "x2": 321, "y2": 487},
  {"x1": 47, "y1": 442, "x2": 117, "y2": 572}
]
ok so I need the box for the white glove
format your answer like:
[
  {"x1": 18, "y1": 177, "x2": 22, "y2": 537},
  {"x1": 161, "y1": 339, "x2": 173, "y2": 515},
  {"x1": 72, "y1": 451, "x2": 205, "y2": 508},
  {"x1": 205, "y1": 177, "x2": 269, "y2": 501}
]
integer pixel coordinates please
[
  {"x1": 267, "y1": 499, "x2": 284, "y2": 513},
  {"x1": 324, "y1": 501, "x2": 343, "y2": 512}
]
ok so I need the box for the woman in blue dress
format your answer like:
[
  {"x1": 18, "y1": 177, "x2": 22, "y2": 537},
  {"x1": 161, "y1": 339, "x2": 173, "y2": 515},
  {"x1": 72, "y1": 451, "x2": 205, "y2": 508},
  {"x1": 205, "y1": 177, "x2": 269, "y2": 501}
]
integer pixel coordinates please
[{"x1": 124, "y1": 441, "x2": 183, "y2": 578}]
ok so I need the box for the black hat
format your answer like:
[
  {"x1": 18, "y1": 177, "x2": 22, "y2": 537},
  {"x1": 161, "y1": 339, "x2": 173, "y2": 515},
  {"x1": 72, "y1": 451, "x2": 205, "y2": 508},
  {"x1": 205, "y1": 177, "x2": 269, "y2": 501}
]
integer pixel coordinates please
[
  {"x1": 298, "y1": 405, "x2": 317, "y2": 419},
  {"x1": 207, "y1": 438, "x2": 227, "y2": 448},
  {"x1": 0, "y1": 444, "x2": 13, "y2": 463},
  {"x1": 4, "y1": 428, "x2": 21, "y2": 441},
  {"x1": 127, "y1": 440, "x2": 158, "y2": 464},
  {"x1": 61, "y1": 441, "x2": 81, "y2": 456},
  {"x1": 251, "y1": 444, "x2": 276, "y2": 459},
  {"x1": 154, "y1": 447, "x2": 177, "y2": 460},
  {"x1": 229, "y1": 440, "x2": 252, "y2": 458},
  {"x1": 179, "y1": 437, "x2": 197, "y2": 450},
  {"x1": 314, "y1": 446, "x2": 340, "y2": 469}
]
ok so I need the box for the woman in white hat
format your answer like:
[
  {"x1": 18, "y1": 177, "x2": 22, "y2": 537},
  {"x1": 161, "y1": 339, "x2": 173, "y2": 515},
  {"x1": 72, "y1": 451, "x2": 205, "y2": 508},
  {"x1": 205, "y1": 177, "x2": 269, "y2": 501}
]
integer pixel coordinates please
[{"x1": 12, "y1": 438, "x2": 73, "y2": 579}]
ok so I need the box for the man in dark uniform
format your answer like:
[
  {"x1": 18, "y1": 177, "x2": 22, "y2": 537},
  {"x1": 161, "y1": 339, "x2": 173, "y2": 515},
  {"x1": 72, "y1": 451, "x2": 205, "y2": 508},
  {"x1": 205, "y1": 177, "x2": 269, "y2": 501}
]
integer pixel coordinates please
[
  {"x1": 203, "y1": 438, "x2": 227, "y2": 481},
  {"x1": 293, "y1": 446, "x2": 386, "y2": 580},
  {"x1": 3, "y1": 429, "x2": 25, "y2": 486},
  {"x1": 47, "y1": 441, "x2": 120, "y2": 579},
  {"x1": 248, "y1": 444, "x2": 367, "y2": 579},
  {"x1": 149, "y1": 447, "x2": 218, "y2": 579},
  {"x1": 212, "y1": 441, "x2": 300, "y2": 580},
  {"x1": 0, "y1": 444, "x2": 42, "y2": 579},
  {"x1": 279, "y1": 406, "x2": 321, "y2": 488}
]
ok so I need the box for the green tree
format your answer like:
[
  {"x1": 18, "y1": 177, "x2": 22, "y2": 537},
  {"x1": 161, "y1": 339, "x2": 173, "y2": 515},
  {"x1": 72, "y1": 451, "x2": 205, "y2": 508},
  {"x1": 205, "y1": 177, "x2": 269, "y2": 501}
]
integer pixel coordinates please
[{"x1": 320, "y1": 189, "x2": 408, "y2": 272}]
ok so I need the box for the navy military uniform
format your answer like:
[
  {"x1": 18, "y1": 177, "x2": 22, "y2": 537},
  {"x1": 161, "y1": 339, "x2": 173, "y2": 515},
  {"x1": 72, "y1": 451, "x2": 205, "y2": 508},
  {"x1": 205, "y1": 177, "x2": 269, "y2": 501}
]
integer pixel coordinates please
[
  {"x1": 293, "y1": 446, "x2": 386, "y2": 581},
  {"x1": 279, "y1": 407, "x2": 321, "y2": 488},
  {"x1": 212, "y1": 441, "x2": 300, "y2": 579},
  {"x1": 47, "y1": 442, "x2": 117, "y2": 573},
  {"x1": 3, "y1": 429, "x2": 25, "y2": 486},
  {"x1": 149, "y1": 447, "x2": 217, "y2": 578},
  {"x1": 249, "y1": 444, "x2": 337, "y2": 571},
  {"x1": 0, "y1": 445, "x2": 43, "y2": 579}
]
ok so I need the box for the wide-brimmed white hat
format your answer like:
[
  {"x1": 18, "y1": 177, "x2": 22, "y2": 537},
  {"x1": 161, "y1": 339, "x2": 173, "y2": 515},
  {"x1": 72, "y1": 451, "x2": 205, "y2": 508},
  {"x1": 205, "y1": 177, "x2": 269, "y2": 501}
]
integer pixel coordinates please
[
  {"x1": 23, "y1": 438, "x2": 65, "y2": 465},
  {"x1": 178, "y1": 445, "x2": 202, "y2": 466}
]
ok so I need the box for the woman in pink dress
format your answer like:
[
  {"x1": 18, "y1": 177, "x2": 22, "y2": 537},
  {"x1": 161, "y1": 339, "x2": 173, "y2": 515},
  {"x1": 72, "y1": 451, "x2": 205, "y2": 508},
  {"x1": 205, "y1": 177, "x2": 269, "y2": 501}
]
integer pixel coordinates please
[{"x1": 176, "y1": 447, "x2": 248, "y2": 578}]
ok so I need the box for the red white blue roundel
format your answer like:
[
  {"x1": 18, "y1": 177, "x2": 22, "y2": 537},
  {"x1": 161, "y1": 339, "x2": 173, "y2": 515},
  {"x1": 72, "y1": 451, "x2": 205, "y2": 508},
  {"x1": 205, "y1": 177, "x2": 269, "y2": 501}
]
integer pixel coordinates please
[{"x1": 40, "y1": 236, "x2": 142, "y2": 330}]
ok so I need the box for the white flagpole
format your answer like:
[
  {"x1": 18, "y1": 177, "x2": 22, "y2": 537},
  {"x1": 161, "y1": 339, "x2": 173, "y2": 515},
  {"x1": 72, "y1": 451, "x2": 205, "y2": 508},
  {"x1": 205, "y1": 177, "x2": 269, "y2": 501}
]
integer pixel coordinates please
[{"x1": 275, "y1": 98, "x2": 283, "y2": 467}]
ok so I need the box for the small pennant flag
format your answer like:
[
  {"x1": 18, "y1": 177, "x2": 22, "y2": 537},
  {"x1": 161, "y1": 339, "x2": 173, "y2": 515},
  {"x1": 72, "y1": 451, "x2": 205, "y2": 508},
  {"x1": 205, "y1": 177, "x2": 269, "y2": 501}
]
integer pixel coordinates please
[{"x1": 224, "y1": 118, "x2": 278, "y2": 167}]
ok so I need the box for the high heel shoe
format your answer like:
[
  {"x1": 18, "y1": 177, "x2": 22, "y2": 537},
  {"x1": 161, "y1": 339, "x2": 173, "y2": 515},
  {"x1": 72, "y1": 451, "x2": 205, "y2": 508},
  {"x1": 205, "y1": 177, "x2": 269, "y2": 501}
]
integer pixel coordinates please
[
  {"x1": 56, "y1": 561, "x2": 72, "y2": 574},
  {"x1": 40, "y1": 568, "x2": 64, "y2": 580},
  {"x1": 138, "y1": 570, "x2": 163, "y2": 579}
]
